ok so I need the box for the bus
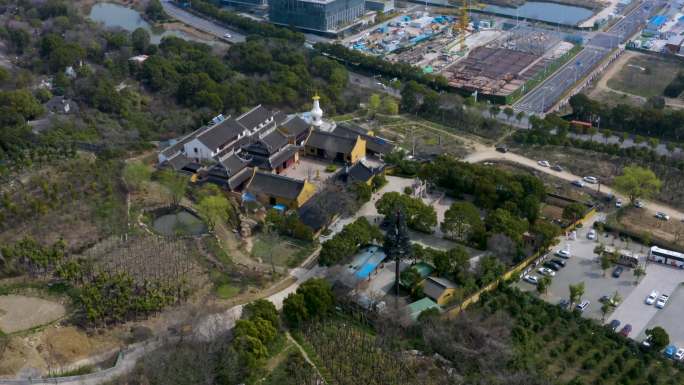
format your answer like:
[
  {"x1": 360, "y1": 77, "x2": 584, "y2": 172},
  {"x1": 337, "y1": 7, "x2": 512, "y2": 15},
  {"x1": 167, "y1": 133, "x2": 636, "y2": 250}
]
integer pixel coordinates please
[{"x1": 649, "y1": 246, "x2": 684, "y2": 269}]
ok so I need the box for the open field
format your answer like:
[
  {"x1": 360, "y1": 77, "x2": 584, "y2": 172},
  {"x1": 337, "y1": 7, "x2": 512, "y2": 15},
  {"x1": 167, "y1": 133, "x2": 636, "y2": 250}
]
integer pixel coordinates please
[
  {"x1": 613, "y1": 207, "x2": 684, "y2": 249},
  {"x1": 606, "y1": 53, "x2": 682, "y2": 98},
  {"x1": 374, "y1": 118, "x2": 469, "y2": 158},
  {"x1": 251, "y1": 235, "x2": 315, "y2": 268},
  {"x1": 0, "y1": 295, "x2": 65, "y2": 334}
]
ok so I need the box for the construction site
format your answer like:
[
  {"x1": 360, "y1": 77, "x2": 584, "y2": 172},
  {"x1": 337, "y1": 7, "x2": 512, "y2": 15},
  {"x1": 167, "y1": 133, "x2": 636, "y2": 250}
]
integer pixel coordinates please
[{"x1": 346, "y1": 8, "x2": 581, "y2": 102}]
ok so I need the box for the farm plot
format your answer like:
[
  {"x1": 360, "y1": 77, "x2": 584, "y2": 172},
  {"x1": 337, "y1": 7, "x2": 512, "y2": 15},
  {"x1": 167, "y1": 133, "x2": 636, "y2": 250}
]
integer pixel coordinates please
[{"x1": 606, "y1": 53, "x2": 682, "y2": 99}]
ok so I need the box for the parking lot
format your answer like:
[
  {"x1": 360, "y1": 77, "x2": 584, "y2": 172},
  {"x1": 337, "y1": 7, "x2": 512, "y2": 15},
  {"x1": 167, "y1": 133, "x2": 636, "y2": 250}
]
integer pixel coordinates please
[
  {"x1": 518, "y1": 213, "x2": 684, "y2": 346},
  {"x1": 518, "y1": 224, "x2": 640, "y2": 321}
]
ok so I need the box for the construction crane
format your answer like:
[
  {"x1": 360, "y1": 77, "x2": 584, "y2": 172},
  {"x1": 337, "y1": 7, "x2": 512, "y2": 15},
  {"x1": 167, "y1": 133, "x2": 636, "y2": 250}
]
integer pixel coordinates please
[{"x1": 452, "y1": 1, "x2": 469, "y2": 52}]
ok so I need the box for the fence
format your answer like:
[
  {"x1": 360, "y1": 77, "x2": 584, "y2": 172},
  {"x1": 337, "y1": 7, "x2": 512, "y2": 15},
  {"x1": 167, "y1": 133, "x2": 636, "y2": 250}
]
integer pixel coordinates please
[{"x1": 446, "y1": 207, "x2": 596, "y2": 317}]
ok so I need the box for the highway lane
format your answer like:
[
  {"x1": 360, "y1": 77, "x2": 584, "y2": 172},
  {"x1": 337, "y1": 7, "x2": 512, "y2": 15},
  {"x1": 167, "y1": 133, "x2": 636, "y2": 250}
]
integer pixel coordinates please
[
  {"x1": 161, "y1": 0, "x2": 246, "y2": 44},
  {"x1": 513, "y1": 0, "x2": 656, "y2": 115}
]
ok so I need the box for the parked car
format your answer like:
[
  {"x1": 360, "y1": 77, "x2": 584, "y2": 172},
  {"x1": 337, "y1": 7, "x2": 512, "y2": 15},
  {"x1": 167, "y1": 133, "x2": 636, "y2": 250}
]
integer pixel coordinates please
[
  {"x1": 615, "y1": 199, "x2": 623, "y2": 208},
  {"x1": 655, "y1": 212, "x2": 670, "y2": 221},
  {"x1": 675, "y1": 348, "x2": 684, "y2": 361},
  {"x1": 656, "y1": 294, "x2": 670, "y2": 309},
  {"x1": 556, "y1": 249, "x2": 571, "y2": 259},
  {"x1": 538, "y1": 267, "x2": 556, "y2": 277},
  {"x1": 576, "y1": 300, "x2": 590, "y2": 312},
  {"x1": 635, "y1": 200, "x2": 645, "y2": 208},
  {"x1": 583, "y1": 176, "x2": 599, "y2": 184},
  {"x1": 619, "y1": 324, "x2": 632, "y2": 337},
  {"x1": 645, "y1": 290, "x2": 659, "y2": 305},
  {"x1": 571, "y1": 180, "x2": 585, "y2": 188},
  {"x1": 552, "y1": 259, "x2": 566, "y2": 267},
  {"x1": 223, "y1": 33, "x2": 232, "y2": 38},
  {"x1": 544, "y1": 262, "x2": 560, "y2": 272},
  {"x1": 538, "y1": 160, "x2": 551, "y2": 167},
  {"x1": 612, "y1": 266, "x2": 624, "y2": 278},
  {"x1": 587, "y1": 229, "x2": 597, "y2": 240},
  {"x1": 558, "y1": 299, "x2": 570, "y2": 309},
  {"x1": 524, "y1": 275, "x2": 539, "y2": 285},
  {"x1": 608, "y1": 319, "x2": 621, "y2": 331},
  {"x1": 552, "y1": 164, "x2": 563, "y2": 172},
  {"x1": 665, "y1": 345, "x2": 677, "y2": 358},
  {"x1": 495, "y1": 145, "x2": 508, "y2": 153}
]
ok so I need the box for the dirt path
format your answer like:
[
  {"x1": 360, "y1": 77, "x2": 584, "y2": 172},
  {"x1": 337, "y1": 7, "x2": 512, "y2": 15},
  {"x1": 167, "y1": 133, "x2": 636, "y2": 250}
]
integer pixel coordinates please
[{"x1": 286, "y1": 332, "x2": 326, "y2": 384}]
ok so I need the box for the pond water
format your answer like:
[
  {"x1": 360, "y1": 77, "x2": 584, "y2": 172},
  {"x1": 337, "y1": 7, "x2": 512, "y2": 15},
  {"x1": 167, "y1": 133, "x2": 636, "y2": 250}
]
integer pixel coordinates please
[
  {"x1": 88, "y1": 3, "x2": 208, "y2": 44},
  {"x1": 483, "y1": 1, "x2": 594, "y2": 26},
  {"x1": 152, "y1": 210, "x2": 208, "y2": 236}
]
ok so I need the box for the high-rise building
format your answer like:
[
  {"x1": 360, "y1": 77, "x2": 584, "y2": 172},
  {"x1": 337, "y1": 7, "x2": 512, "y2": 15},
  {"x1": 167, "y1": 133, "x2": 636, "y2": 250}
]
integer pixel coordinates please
[{"x1": 269, "y1": 0, "x2": 365, "y2": 34}]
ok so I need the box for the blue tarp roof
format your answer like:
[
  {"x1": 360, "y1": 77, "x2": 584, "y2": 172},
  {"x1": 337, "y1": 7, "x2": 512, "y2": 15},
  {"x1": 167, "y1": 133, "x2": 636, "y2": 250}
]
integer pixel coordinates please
[
  {"x1": 273, "y1": 204, "x2": 287, "y2": 211},
  {"x1": 649, "y1": 15, "x2": 667, "y2": 27}
]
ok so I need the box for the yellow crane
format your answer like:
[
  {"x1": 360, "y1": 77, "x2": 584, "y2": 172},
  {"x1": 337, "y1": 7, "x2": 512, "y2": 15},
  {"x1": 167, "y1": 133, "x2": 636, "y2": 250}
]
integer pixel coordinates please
[{"x1": 452, "y1": 1, "x2": 469, "y2": 52}]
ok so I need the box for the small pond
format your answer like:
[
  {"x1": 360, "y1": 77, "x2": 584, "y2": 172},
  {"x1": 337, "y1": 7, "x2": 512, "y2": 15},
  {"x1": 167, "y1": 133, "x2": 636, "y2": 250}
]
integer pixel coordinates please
[
  {"x1": 483, "y1": 1, "x2": 594, "y2": 26},
  {"x1": 152, "y1": 209, "x2": 208, "y2": 236},
  {"x1": 88, "y1": 3, "x2": 210, "y2": 44}
]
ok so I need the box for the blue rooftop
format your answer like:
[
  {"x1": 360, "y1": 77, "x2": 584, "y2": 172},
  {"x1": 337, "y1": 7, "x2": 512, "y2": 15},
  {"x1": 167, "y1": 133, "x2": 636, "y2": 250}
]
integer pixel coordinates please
[{"x1": 649, "y1": 15, "x2": 667, "y2": 27}]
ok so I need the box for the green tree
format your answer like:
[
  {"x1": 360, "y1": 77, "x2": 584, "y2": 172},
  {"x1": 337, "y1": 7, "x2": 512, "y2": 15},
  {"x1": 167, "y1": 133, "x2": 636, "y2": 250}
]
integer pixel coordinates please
[
  {"x1": 196, "y1": 195, "x2": 231, "y2": 231},
  {"x1": 145, "y1": 0, "x2": 168, "y2": 21},
  {"x1": 645, "y1": 327, "x2": 670, "y2": 350},
  {"x1": 537, "y1": 275, "x2": 551, "y2": 295},
  {"x1": 613, "y1": 165, "x2": 662, "y2": 203},
  {"x1": 562, "y1": 203, "x2": 586, "y2": 224},
  {"x1": 488, "y1": 104, "x2": 501, "y2": 119},
  {"x1": 441, "y1": 201, "x2": 483, "y2": 242},
  {"x1": 242, "y1": 299, "x2": 279, "y2": 329},
  {"x1": 283, "y1": 278, "x2": 334, "y2": 328},
  {"x1": 376, "y1": 192, "x2": 437, "y2": 233},
  {"x1": 633, "y1": 265, "x2": 646, "y2": 285},
  {"x1": 569, "y1": 282, "x2": 585, "y2": 306},
  {"x1": 123, "y1": 161, "x2": 151, "y2": 191},
  {"x1": 600, "y1": 253, "x2": 614, "y2": 277},
  {"x1": 158, "y1": 169, "x2": 188, "y2": 207},
  {"x1": 600, "y1": 302, "x2": 611, "y2": 322},
  {"x1": 131, "y1": 28, "x2": 151, "y2": 54},
  {"x1": 282, "y1": 293, "x2": 308, "y2": 328},
  {"x1": 503, "y1": 107, "x2": 514, "y2": 122},
  {"x1": 433, "y1": 246, "x2": 470, "y2": 283},
  {"x1": 381, "y1": 96, "x2": 399, "y2": 115},
  {"x1": 368, "y1": 93, "x2": 381, "y2": 116}
]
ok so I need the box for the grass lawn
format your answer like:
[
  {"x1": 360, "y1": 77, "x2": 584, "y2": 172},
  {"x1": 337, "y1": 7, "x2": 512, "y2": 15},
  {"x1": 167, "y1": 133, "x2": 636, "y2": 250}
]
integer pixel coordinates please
[
  {"x1": 251, "y1": 235, "x2": 315, "y2": 268},
  {"x1": 215, "y1": 283, "x2": 240, "y2": 299},
  {"x1": 607, "y1": 54, "x2": 682, "y2": 98},
  {"x1": 375, "y1": 118, "x2": 468, "y2": 158}
]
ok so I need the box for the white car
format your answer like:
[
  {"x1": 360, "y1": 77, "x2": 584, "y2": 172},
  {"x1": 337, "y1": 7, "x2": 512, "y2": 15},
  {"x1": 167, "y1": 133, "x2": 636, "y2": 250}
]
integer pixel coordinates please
[
  {"x1": 655, "y1": 212, "x2": 670, "y2": 221},
  {"x1": 556, "y1": 249, "x2": 571, "y2": 259},
  {"x1": 538, "y1": 267, "x2": 556, "y2": 277},
  {"x1": 524, "y1": 275, "x2": 539, "y2": 285},
  {"x1": 583, "y1": 176, "x2": 599, "y2": 184},
  {"x1": 223, "y1": 33, "x2": 232, "y2": 38},
  {"x1": 635, "y1": 200, "x2": 645, "y2": 208},
  {"x1": 676, "y1": 348, "x2": 684, "y2": 361},
  {"x1": 587, "y1": 229, "x2": 597, "y2": 240},
  {"x1": 656, "y1": 294, "x2": 670, "y2": 309},
  {"x1": 615, "y1": 199, "x2": 623, "y2": 208},
  {"x1": 538, "y1": 160, "x2": 551, "y2": 167},
  {"x1": 645, "y1": 290, "x2": 658, "y2": 305}
]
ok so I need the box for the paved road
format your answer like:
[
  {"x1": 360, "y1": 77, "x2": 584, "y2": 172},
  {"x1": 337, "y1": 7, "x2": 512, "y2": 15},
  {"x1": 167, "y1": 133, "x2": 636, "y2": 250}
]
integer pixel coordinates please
[
  {"x1": 513, "y1": 0, "x2": 657, "y2": 115},
  {"x1": 161, "y1": 0, "x2": 246, "y2": 44}
]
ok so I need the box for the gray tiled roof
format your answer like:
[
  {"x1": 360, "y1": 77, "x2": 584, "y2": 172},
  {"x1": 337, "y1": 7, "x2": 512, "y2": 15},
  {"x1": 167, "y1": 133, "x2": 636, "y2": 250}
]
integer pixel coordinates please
[
  {"x1": 219, "y1": 153, "x2": 249, "y2": 176},
  {"x1": 280, "y1": 116, "x2": 311, "y2": 138},
  {"x1": 228, "y1": 167, "x2": 254, "y2": 190},
  {"x1": 247, "y1": 171, "x2": 305, "y2": 201},
  {"x1": 346, "y1": 162, "x2": 375, "y2": 183},
  {"x1": 306, "y1": 130, "x2": 357, "y2": 154},
  {"x1": 236, "y1": 105, "x2": 273, "y2": 131},
  {"x1": 197, "y1": 119, "x2": 246, "y2": 150},
  {"x1": 333, "y1": 124, "x2": 394, "y2": 155},
  {"x1": 423, "y1": 276, "x2": 457, "y2": 302}
]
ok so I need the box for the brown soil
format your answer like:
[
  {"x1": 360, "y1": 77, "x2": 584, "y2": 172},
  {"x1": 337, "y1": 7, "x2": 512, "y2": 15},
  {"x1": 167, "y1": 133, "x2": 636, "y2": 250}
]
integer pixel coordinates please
[
  {"x1": 0, "y1": 295, "x2": 66, "y2": 334},
  {"x1": 618, "y1": 208, "x2": 684, "y2": 248}
]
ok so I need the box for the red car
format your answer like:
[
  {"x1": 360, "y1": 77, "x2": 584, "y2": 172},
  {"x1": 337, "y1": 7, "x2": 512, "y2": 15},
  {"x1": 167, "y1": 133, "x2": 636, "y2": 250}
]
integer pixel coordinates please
[{"x1": 619, "y1": 324, "x2": 632, "y2": 337}]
